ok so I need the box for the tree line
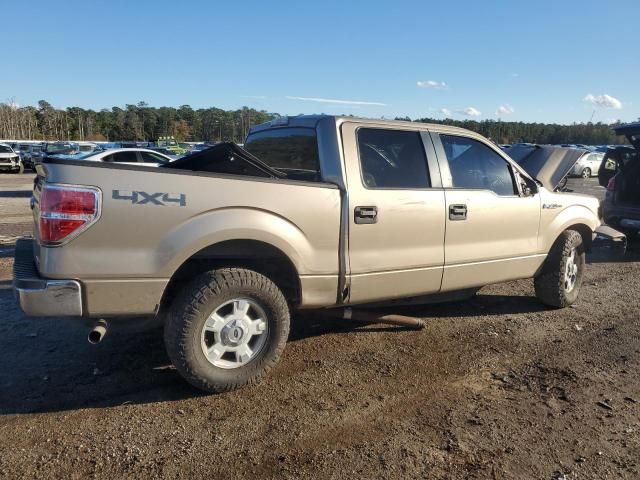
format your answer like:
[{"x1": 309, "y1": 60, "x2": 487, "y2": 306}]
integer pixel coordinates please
[
  {"x1": 401, "y1": 116, "x2": 630, "y2": 146},
  {"x1": 0, "y1": 98, "x2": 632, "y2": 145},
  {"x1": 0, "y1": 100, "x2": 274, "y2": 143}
]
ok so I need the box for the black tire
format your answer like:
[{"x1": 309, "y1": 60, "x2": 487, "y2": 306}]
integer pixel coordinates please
[
  {"x1": 534, "y1": 230, "x2": 585, "y2": 308},
  {"x1": 581, "y1": 167, "x2": 591, "y2": 178},
  {"x1": 164, "y1": 268, "x2": 290, "y2": 393}
]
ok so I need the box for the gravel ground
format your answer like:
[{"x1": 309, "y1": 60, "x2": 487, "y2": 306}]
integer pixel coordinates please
[{"x1": 0, "y1": 173, "x2": 638, "y2": 479}]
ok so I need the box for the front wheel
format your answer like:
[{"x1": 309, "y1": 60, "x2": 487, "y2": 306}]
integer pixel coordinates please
[
  {"x1": 581, "y1": 167, "x2": 591, "y2": 178},
  {"x1": 164, "y1": 268, "x2": 290, "y2": 393},
  {"x1": 534, "y1": 230, "x2": 585, "y2": 308}
]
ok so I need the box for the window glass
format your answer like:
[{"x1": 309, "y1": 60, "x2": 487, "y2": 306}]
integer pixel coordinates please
[
  {"x1": 441, "y1": 135, "x2": 516, "y2": 195},
  {"x1": 110, "y1": 151, "x2": 139, "y2": 163},
  {"x1": 356, "y1": 128, "x2": 430, "y2": 188},
  {"x1": 140, "y1": 152, "x2": 169, "y2": 164},
  {"x1": 244, "y1": 127, "x2": 320, "y2": 178}
]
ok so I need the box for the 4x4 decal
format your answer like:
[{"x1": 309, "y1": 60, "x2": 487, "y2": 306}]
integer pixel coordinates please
[{"x1": 112, "y1": 190, "x2": 186, "y2": 207}]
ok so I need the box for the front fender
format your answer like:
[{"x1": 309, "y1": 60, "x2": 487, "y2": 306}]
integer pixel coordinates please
[
  {"x1": 540, "y1": 204, "x2": 600, "y2": 253},
  {"x1": 156, "y1": 207, "x2": 320, "y2": 277}
]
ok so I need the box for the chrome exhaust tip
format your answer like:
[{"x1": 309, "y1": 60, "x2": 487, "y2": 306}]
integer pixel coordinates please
[{"x1": 88, "y1": 319, "x2": 108, "y2": 344}]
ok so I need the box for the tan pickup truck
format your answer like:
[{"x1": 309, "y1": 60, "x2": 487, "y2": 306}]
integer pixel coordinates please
[{"x1": 14, "y1": 116, "x2": 607, "y2": 392}]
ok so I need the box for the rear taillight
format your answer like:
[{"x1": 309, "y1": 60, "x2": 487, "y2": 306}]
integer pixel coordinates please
[
  {"x1": 39, "y1": 184, "x2": 101, "y2": 245},
  {"x1": 606, "y1": 176, "x2": 616, "y2": 192}
]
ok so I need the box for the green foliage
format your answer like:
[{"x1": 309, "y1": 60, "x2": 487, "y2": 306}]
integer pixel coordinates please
[
  {"x1": 403, "y1": 116, "x2": 629, "y2": 145},
  {"x1": 0, "y1": 98, "x2": 631, "y2": 145},
  {"x1": 0, "y1": 100, "x2": 277, "y2": 143}
]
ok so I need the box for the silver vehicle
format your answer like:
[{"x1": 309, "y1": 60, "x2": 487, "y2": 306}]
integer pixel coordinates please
[
  {"x1": 570, "y1": 151, "x2": 605, "y2": 178},
  {"x1": 14, "y1": 115, "x2": 613, "y2": 393},
  {"x1": 0, "y1": 143, "x2": 23, "y2": 173},
  {"x1": 80, "y1": 148, "x2": 173, "y2": 166}
]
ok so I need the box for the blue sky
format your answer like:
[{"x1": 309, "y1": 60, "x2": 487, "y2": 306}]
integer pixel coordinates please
[{"x1": 4, "y1": 0, "x2": 638, "y2": 124}]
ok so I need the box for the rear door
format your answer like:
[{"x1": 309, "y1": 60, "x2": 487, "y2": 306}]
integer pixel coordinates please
[
  {"x1": 342, "y1": 122, "x2": 446, "y2": 303},
  {"x1": 431, "y1": 132, "x2": 542, "y2": 291}
]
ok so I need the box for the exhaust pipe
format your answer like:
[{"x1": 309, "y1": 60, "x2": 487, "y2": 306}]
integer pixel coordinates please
[
  {"x1": 329, "y1": 307, "x2": 426, "y2": 330},
  {"x1": 88, "y1": 319, "x2": 108, "y2": 344}
]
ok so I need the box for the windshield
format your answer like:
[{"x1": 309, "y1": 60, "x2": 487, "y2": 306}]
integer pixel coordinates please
[
  {"x1": 18, "y1": 144, "x2": 31, "y2": 151},
  {"x1": 0, "y1": 145, "x2": 13, "y2": 153}
]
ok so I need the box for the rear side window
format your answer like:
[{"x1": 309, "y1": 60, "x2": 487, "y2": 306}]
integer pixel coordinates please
[
  {"x1": 107, "y1": 151, "x2": 139, "y2": 163},
  {"x1": 356, "y1": 128, "x2": 430, "y2": 189},
  {"x1": 440, "y1": 135, "x2": 516, "y2": 196},
  {"x1": 243, "y1": 127, "x2": 320, "y2": 179},
  {"x1": 140, "y1": 152, "x2": 169, "y2": 164}
]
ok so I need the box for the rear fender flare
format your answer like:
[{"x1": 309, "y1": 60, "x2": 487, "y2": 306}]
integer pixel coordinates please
[{"x1": 156, "y1": 207, "x2": 314, "y2": 278}]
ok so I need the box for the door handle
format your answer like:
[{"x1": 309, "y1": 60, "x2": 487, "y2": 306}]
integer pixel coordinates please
[
  {"x1": 449, "y1": 204, "x2": 467, "y2": 220},
  {"x1": 354, "y1": 206, "x2": 377, "y2": 224}
]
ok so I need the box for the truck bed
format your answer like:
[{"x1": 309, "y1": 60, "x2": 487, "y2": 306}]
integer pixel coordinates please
[{"x1": 32, "y1": 159, "x2": 342, "y2": 315}]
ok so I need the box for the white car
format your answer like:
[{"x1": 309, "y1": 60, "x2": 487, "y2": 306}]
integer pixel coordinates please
[
  {"x1": 0, "y1": 143, "x2": 23, "y2": 173},
  {"x1": 79, "y1": 148, "x2": 173, "y2": 166},
  {"x1": 570, "y1": 151, "x2": 605, "y2": 178}
]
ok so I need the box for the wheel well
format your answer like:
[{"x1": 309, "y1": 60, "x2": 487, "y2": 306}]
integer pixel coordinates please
[
  {"x1": 566, "y1": 224, "x2": 593, "y2": 253},
  {"x1": 160, "y1": 240, "x2": 301, "y2": 313}
]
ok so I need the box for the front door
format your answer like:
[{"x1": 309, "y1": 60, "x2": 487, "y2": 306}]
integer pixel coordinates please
[
  {"x1": 341, "y1": 122, "x2": 446, "y2": 304},
  {"x1": 431, "y1": 133, "x2": 543, "y2": 291}
]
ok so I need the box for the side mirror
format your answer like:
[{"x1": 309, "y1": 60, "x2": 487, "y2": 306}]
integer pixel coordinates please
[{"x1": 521, "y1": 177, "x2": 538, "y2": 196}]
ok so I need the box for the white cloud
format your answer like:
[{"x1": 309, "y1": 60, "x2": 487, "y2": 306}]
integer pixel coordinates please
[
  {"x1": 286, "y1": 96, "x2": 386, "y2": 106},
  {"x1": 495, "y1": 104, "x2": 514, "y2": 116},
  {"x1": 511, "y1": 73, "x2": 520, "y2": 77},
  {"x1": 439, "y1": 108, "x2": 452, "y2": 117},
  {"x1": 584, "y1": 93, "x2": 622, "y2": 109},
  {"x1": 417, "y1": 80, "x2": 447, "y2": 89},
  {"x1": 460, "y1": 107, "x2": 481, "y2": 117}
]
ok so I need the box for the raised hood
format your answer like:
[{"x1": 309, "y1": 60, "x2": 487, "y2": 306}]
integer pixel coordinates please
[{"x1": 506, "y1": 145, "x2": 587, "y2": 191}]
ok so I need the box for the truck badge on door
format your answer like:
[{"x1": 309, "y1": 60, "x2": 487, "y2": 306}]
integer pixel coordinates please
[{"x1": 112, "y1": 190, "x2": 186, "y2": 207}]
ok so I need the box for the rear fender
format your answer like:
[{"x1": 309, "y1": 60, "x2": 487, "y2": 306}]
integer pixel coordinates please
[{"x1": 156, "y1": 207, "x2": 315, "y2": 278}]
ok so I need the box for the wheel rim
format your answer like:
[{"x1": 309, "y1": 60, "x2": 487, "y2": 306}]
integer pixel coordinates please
[
  {"x1": 564, "y1": 248, "x2": 579, "y2": 293},
  {"x1": 582, "y1": 168, "x2": 591, "y2": 178},
  {"x1": 200, "y1": 298, "x2": 269, "y2": 369}
]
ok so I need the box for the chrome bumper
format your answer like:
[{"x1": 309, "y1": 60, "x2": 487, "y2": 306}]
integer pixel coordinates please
[{"x1": 13, "y1": 239, "x2": 83, "y2": 316}]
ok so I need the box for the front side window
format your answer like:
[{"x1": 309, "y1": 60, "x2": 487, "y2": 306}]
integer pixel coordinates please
[
  {"x1": 357, "y1": 128, "x2": 430, "y2": 188},
  {"x1": 441, "y1": 135, "x2": 516, "y2": 196},
  {"x1": 244, "y1": 127, "x2": 320, "y2": 179}
]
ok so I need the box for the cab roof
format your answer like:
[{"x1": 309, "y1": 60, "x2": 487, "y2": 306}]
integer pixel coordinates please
[{"x1": 248, "y1": 114, "x2": 473, "y2": 137}]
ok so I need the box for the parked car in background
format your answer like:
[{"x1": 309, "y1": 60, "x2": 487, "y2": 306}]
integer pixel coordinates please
[
  {"x1": 41, "y1": 142, "x2": 79, "y2": 162},
  {"x1": 570, "y1": 151, "x2": 604, "y2": 178},
  {"x1": 0, "y1": 143, "x2": 24, "y2": 173},
  {"x1": 155, "y1": 136, "x2": 188, "y2": 155},
  {"x1": 13, "y1": 143, "x2": 42, "y2": 170},
  {"x1": 599, "y1": 123, "x2": 640, "y2": 235},
  {"x1": 78, "y1": 148, "x2": 173, "y2": 166}
]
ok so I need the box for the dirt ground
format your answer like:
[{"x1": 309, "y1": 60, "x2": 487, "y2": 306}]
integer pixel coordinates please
[{"x1": 0, "y1": 173, "x2": 638, "y2": 479}]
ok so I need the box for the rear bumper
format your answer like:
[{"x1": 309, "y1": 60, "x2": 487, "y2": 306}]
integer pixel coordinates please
[
  {"x1": 13, "y1": 239, "x2": 83, "y2": 316},
  {"x1": 602, "y1": 202, "x2": 640, "y2": 230}
]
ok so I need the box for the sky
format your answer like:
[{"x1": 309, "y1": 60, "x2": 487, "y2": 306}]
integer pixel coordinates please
[{"x1": 3, "y1": 0, "x2": 638, "y2": 124}]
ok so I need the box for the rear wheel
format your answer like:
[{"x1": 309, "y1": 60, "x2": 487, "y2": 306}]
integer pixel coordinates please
[
  {"x1": 581, "y1": 167, "x2": 591, "y2": 178},
  {"x1": 164, "y1": 268, "x2": 290, "y2": 393},
  {"x1": 534, "y1": 230, "x2": 585, "y2": 308}
]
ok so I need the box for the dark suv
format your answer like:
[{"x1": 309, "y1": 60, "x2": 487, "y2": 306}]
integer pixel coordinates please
[{"x1": 598, "y1": 123, "x2": 640, "y2": 235}]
